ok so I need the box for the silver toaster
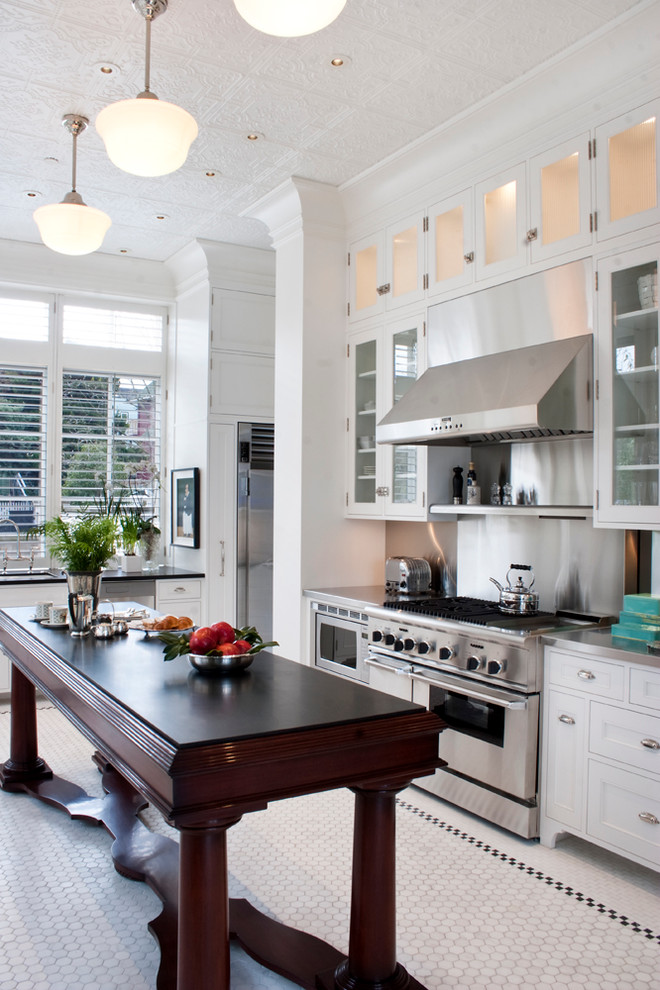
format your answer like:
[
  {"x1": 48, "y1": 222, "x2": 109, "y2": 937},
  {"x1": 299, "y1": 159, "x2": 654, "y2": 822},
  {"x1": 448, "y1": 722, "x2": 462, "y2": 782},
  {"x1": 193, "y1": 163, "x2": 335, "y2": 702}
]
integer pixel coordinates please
[{"x1": 385, "y1": 556, "x2": 432, "y2": 595}]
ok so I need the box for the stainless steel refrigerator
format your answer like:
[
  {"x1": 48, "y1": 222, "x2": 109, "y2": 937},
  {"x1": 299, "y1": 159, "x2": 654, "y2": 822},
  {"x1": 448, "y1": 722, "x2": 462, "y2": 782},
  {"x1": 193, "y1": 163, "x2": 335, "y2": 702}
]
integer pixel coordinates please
[{"x1": 237, "y1": 422, "x2": 274, "y2": 641}]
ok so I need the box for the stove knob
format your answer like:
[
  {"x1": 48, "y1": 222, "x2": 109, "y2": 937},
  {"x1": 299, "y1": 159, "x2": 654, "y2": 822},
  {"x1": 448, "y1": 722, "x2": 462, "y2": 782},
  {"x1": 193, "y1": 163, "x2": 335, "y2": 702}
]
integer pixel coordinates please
[
  {"x1": 393, "y1": 638, "x2": 405, "y2": 652},
  {"x1": 438, "y1": 646, "x2": 454, "y2": 661},
  {"x1": 384, "y1": 633, "x2": 396, "y2": 646},
  {"x1": 371, "y1": 629, "x2": 383, "y2": 643},
  {"x1": 487, "y1": 659, "x2": 506, "y2": 675},
  {"x1": 417, "y1": 641, "x2": 432, "y2": 655},
  {"x1": 403, "y1": 637, "x2": 416, "y2": 652},
  {"x1": 466, "y1": 655, "x2": 483, "y2": 671}
]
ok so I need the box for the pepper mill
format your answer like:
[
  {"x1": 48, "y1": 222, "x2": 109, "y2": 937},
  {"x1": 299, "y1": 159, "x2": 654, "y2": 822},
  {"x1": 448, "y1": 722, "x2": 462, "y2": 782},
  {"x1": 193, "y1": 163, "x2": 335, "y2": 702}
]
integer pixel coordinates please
[{"x1": 452, "y1": 466, "x2": 464, "y2": 504}]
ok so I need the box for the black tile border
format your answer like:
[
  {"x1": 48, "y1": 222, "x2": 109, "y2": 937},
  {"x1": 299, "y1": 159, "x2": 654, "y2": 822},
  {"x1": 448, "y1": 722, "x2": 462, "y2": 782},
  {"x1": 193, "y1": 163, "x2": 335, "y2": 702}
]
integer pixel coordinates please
[{"x1": 397, "y1": 799, "x2": 660, "y2": 948}]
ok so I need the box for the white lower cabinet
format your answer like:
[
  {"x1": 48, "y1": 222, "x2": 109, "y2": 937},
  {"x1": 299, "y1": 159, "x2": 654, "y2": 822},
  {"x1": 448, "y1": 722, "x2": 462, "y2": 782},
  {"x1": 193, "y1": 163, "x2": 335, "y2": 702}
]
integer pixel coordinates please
[
  {"x1": 155, "y1": 578, "x2": 203, "y2": 627},
  {"x1": 541, "y1": 646, "x2": 660, "y2": 871}
]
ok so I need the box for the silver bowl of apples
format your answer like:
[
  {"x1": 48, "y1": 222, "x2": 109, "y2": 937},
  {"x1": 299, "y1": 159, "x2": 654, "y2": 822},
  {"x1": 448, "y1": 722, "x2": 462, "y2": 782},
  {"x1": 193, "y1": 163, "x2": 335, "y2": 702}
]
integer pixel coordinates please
[
  {"x1": 159, "y1": 620, "x2": 277, "y2": 677},
  {"x1": 188, "y1": 650, "x2": 255, "y2": 676}
]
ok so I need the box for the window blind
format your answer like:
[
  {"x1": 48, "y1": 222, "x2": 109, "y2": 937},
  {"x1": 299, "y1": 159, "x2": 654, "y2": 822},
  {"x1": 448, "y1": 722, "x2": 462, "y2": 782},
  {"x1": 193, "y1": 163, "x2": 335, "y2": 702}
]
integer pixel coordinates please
[
  {"x1": 0, "y1": 366, "x2": 48, "y2": 540},
  {"x1": 0, "y1": 296, "x2": 50, "y2": 342},
  {"x1": 62, "y1": 304, "x2": 164, "y2": 352},
  {"x1": 61, "y1": 373, "x2": 161, "y2": 516}
]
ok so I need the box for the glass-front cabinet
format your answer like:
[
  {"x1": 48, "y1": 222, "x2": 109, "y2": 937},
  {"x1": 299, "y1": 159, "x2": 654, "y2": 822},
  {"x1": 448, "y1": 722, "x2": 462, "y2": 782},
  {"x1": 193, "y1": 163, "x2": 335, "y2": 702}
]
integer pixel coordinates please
[
  {"x1": 595, "y1": 101, "x2": 660, "y2": 242},
  {"x1": 347, "y1": 316, "x2": 426, "y2": 518},
  {"x1": 528, "y1": 134, "x2": 593, "y2": 263},
  {"x1": 475, "y1": 164, "x2": 527, "y2": 281},
  {"x1": 595, "y1": 246, "x2": 659, "y2": 529}
]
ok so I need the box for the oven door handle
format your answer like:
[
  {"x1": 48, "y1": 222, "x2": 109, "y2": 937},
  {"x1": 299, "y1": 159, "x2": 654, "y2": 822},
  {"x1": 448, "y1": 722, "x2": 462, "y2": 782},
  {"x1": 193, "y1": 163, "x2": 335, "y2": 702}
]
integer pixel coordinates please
[
  {"x1": 408, "y1": 667, "x2": 528, "y2": 710},
  {"x1": 365, "y1": 657, "x2": 412, "y2": 676}
]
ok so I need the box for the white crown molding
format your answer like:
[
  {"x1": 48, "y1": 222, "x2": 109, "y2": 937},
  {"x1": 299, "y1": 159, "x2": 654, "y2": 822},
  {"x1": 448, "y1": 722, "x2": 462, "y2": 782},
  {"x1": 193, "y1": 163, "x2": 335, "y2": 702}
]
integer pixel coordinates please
[
  {"x1": 165, "y1": 238, "x2": 275, "y2": 297},
  {"x1": 340, "y1": 0, "x2": 660, "y2": 234},
  {"x1": 246, "y1": 177, "x2": 345, "y2": 249},
  {"x1": 0, "y1": 238, "x2": 175, "y2": 303}
]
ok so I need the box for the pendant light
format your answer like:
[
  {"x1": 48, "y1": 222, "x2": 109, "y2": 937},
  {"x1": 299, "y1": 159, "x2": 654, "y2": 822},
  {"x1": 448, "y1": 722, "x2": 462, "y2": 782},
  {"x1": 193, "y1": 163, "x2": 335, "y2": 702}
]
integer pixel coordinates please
[
  {"x1": 234, "y1": 0, "x2": 347, "y2": 37},
  {"x1": 96, "y1": 0, "x2": 198, "y2": 177},
  {"x1": 33, "y1": 115, "x2": 112, "y2": 256}
]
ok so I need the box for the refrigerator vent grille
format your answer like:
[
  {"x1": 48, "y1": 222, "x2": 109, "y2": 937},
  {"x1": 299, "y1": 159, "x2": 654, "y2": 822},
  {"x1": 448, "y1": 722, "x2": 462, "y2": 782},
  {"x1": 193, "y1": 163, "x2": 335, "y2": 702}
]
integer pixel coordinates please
[{"x1": 248, "y1": 423, "x2": 274, "y2": 470}]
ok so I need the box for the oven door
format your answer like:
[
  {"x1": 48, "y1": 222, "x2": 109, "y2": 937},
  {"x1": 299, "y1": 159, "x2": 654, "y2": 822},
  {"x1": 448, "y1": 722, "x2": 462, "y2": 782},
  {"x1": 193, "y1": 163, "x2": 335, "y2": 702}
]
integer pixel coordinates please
[
  {"x1": 314, "y1": 610, "x2": 369, "y2": 682},
  {"x1": 409, "y1": 666, "x2": 539, "y2": 802}
]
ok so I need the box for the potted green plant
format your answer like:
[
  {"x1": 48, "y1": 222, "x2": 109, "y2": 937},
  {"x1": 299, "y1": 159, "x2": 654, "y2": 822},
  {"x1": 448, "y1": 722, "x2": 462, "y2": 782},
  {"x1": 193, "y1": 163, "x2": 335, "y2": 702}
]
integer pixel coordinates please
[
  {"x1": 42, "y1": 514, "x2": 119, "y2": 626},
  {"x1": 118, "y1": 507, "x2": 145, "y2": 572}
]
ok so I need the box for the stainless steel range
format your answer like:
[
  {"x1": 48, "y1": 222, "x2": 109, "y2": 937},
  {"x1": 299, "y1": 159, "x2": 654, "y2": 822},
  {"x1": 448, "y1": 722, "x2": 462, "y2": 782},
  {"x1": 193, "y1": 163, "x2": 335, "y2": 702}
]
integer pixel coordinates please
[{"x1": 364, "y1": 596, "x2": 607, "y2": 839}]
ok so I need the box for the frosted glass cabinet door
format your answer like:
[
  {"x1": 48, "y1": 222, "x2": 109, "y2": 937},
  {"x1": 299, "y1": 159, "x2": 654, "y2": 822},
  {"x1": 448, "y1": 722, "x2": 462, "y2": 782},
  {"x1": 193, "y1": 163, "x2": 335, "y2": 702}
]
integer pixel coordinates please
[
  {"x1": 427, "y1": 189, "x2": 475, "y2": 297},
  {"x1": 528, "y1": 135, "x2": 593, "y2": 263},
  {"x1": 595, "y1": 247, "x2": 659, "y2": 530},
  {"x1": 475, "y1": 164, "x2": 527, "y2": 280},
  {"x1": 386, "y1": 213, "x2": 426, "y2": 308},
  {"x1": 595, "y1": 100, "x2": 660, "y2": 241},
  {"x1": 382, "y1": 319, "x2": 427, "y2": 518},
  {"x1": 349, "y1": 332, "x2": 379, "y2": 513},
  {"x1": 348, "y1": 233, "x2": 385, "y2": 323}
]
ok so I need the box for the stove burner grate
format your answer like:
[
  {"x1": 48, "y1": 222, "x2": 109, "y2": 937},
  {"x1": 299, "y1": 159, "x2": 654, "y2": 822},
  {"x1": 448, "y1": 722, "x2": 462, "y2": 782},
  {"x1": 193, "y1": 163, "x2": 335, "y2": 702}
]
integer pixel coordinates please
[{"x1": 382, "y1": 595, "x2": 555, "y2": 625}]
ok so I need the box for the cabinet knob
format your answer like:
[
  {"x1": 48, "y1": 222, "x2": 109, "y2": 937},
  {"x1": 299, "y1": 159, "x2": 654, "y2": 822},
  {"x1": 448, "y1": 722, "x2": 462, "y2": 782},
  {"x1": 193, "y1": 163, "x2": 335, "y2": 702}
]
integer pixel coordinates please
[
  {"x1": 640, "y1": 738, "x2": 660, "y2": 750},
  {"x1": 526, "y1": 228, "x2": 538, "y2": 241},
  {"x1": 577, "y1": 669, "x2": 595, "y2": 680},
  {"x1": 376, "y1": 486, "x2": 390, "y2": 497},
  {"x1": 463, "y1": 252, "x2": 474, "y2": 264},
  {"x1": 558, "y1": 714, "x2": 575, "y2": 725},
  {"x1": 638, "y1": 811, "x2": 659, "y2": 825},
  {"x1": 376, "y1": 283, "x2": 391, "y2": 296}
]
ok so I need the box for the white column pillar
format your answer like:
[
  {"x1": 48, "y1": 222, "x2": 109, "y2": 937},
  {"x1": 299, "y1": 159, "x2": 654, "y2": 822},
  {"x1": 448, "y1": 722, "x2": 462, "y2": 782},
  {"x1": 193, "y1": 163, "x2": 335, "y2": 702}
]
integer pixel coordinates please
[{"x1": 249, "y1": 178, "x2": 385, "y2": 662}]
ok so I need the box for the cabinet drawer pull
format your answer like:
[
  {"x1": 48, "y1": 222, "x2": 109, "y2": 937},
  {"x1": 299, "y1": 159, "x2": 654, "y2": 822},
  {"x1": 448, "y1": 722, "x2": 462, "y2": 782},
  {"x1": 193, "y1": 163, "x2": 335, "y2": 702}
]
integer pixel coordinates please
[
  {"x1": 172, "y1": 586, "x2": 186, "y2": 593},
  {"x1": 577, "y1": 669, "x2": 595, "y2": 680},
  {"x1": 641, "y1": 738, "x2": 660, "y2": 750},
  {"x1": 638, "y1": 812, "x2": 659, "y2": 825},
  {"x1": 558, "y1": 714, "x2": 575, "y2": 725}
]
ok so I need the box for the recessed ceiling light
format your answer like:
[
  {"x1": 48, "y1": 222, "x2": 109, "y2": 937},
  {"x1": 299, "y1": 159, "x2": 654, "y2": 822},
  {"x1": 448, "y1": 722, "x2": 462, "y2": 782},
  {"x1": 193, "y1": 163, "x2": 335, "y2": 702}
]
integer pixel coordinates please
[
  {"x1": 119, "y1": 248, "x2": 131, "y2": 254},
  {"x1": 330, "y1": 54, "x2": 350, "y2": 67},
  {"x1": 94, "y1": 61, "x2": 121, "y2": 76},
  {"x1": 25, "y1": 190, "x2": 41, "y2": 199},
  {"x1": 246, "y1": 132, "x2": 262, "y2": 141},
  {"x1": 205, "y1": 170, "x2": 219, "y2": 177},
  {"x1": 44, "y1": 157, "x2": 59, "y2": 165},
  {"x1": 154, "y1": 214, "x2": 169, "y2": 221}
]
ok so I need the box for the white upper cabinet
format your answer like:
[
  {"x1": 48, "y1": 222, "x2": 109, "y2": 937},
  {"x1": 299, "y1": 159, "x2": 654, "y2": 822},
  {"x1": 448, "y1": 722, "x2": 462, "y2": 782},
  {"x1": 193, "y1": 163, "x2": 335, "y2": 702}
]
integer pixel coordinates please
[
  {"x1": 594, "y1": 244, "x2": 659, "y2": 530},
  {"x1": 427, "y1": 189, "x2": 475, "y2": 297},
  {"x1": 347, "y1": 314, "x2": 427, "y2": 518},
  {"x1": 595, "y1": 100, "x2": 660, "y2": 242},
  {"x1": 348, "y1": 232, "x2": 386, "y2": 322},
  {"x1": 475, "y1": 164, "x2": 527, "y2": 281},
  {"x1": 528, "y1": 134, "x2": 593, "y2": 263},
  {"x1": 349, "y1": 213, "x2": 426, "y2": 322},
  {"x1": 386, "y1": 212, "x2": 426, "y2": 308}
]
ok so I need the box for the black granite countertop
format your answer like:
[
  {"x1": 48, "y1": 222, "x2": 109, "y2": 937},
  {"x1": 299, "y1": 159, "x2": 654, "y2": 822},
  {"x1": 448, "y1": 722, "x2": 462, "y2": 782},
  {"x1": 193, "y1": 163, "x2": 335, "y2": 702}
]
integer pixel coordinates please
[{"x1": 0, "y1": 565, "x2": 204, "y2": 586}]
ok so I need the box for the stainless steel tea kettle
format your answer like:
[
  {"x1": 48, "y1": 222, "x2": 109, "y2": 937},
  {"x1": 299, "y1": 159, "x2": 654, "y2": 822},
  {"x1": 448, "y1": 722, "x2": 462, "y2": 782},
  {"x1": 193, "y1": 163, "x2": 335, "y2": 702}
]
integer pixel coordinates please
[{"x1": 489, "y1": 564, "x2": 539, "y2": 614}]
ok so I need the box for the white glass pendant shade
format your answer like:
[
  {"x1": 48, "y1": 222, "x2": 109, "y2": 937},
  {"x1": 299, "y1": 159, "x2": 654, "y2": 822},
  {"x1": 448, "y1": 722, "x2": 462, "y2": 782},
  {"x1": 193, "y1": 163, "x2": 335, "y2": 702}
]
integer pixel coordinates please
[
  {"x1": 33, "y1": 201, "x2": 112, "y2": 256},
  {"x1": 234, "y1": 0, "x2": 347, "y2": 36},
  {"x1": 96, "y1": 97, "x2": 198, "y2": 177}
]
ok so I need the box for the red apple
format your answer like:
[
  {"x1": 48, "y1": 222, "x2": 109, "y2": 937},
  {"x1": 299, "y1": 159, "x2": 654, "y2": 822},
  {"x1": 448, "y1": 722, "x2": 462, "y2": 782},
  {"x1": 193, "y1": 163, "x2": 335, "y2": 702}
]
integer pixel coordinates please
[
  {"x1": 190, "y1": 627, "x2": 217, "y2": 655},
  {"x1": 216, "y1": 642, "x2": 241, "y2": 655},
  {"x1": 211, "y1": 621, "x2": 235, "y2": 645},
  {"x1": 233, "y1": 639, "x2": 252, "y2": 654}
]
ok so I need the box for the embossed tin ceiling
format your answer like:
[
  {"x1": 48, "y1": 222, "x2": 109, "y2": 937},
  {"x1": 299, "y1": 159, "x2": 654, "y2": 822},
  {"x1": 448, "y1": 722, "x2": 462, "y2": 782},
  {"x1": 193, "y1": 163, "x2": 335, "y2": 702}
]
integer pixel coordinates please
[{"x1": 0, "y1": 0, "x2": 643, "y2": 261}]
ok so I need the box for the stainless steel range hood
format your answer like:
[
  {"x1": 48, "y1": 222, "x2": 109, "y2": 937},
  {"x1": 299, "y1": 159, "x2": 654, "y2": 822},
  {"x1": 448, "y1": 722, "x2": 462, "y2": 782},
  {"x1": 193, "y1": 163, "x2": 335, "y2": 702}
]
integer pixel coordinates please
[{"x1": 377, "y1": 334, "x2": 593, "y2": 446}]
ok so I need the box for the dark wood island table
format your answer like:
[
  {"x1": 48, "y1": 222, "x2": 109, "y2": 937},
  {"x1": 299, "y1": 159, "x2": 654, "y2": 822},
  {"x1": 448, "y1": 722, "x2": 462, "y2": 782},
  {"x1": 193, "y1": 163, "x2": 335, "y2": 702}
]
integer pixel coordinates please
[{"x1": 0, "y1": 606, "x2": 444, "y2": 990}]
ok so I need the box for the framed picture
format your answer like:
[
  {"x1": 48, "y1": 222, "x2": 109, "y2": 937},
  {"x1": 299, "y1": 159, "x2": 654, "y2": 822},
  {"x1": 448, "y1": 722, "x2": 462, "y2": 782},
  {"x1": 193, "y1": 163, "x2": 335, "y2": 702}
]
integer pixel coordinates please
[{"x1": 171, "y1": 468, "x2": 200, "y2": 548}]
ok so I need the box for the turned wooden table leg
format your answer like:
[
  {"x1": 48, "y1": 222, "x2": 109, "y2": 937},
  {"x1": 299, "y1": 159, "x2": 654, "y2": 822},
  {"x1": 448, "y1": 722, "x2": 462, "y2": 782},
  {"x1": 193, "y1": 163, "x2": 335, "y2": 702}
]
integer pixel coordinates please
[
  {"x1": 331, "y1": 783, "x2": 409, "y2": 990},
  {"x1": 0, "y1": 664, "x2": 52, "y2": 788},
  {"x1": 177, "y1": 819, "x2": 241, "y2": 990}
]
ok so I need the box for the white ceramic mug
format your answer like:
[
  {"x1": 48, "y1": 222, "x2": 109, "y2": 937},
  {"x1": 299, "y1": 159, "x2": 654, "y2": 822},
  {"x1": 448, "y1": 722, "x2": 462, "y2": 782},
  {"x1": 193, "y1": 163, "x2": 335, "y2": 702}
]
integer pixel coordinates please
[
  {"x1": 48, "y1": 605, "x2": 68, "y2": 625},
  {"x1": 35, "y1": 600, "x2": 53, "y2": 620}
]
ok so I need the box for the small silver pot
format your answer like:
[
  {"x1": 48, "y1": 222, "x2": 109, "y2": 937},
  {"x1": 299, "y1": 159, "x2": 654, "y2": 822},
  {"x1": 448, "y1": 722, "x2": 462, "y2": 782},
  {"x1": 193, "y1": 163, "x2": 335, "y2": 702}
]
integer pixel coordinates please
[{"x1": 489, "y1": 565, "x2": 539, "y2": 614}]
